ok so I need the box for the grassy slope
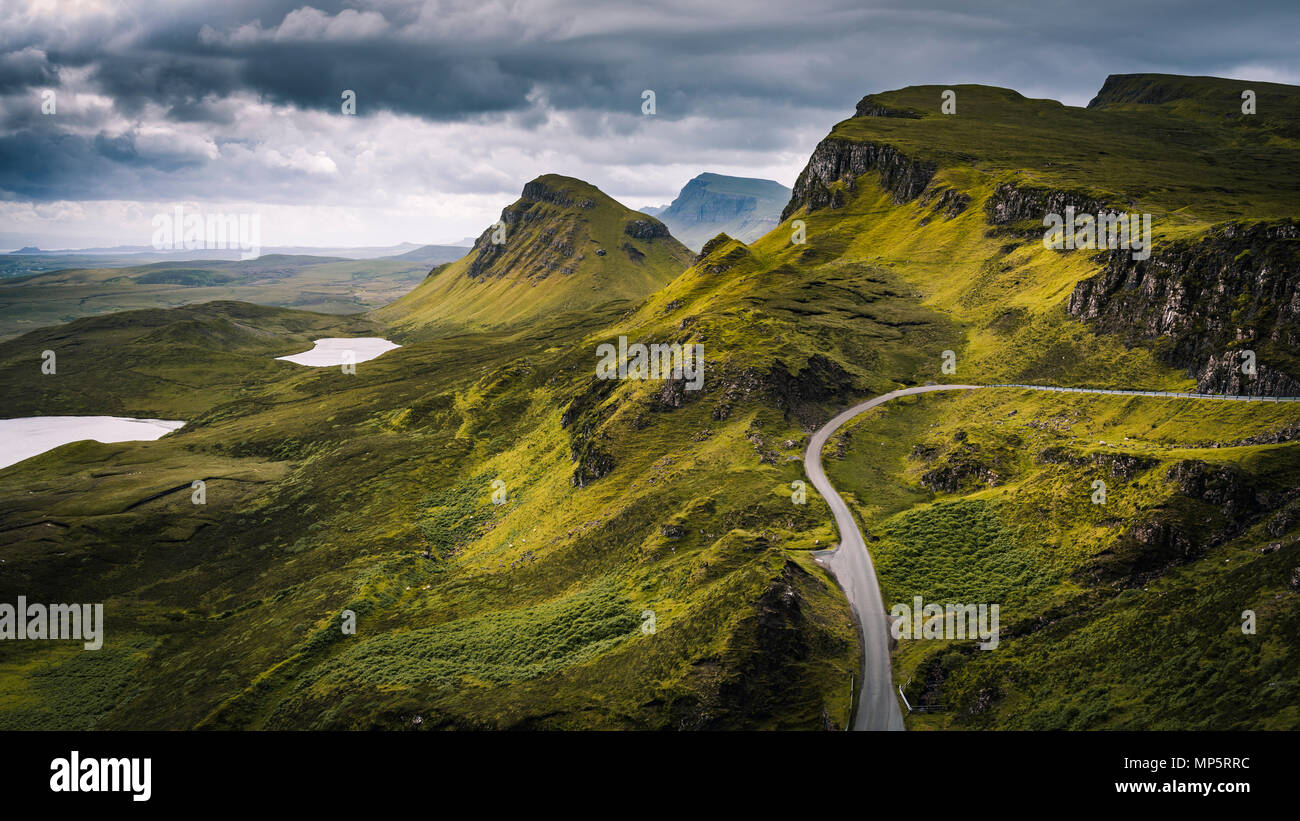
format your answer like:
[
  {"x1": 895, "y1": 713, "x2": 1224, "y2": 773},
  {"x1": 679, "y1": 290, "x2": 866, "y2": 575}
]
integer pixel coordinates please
[
  {"x1": 828, "y1": 390, "x2": 1300, "y2": 728},
  {"x1": 803, "y1": 75, "x2": 1300, "y2": 728},
  {"x1": 0, "y1": 301, "x2": 384, "y2": 418},
  {"x1": 376, "y1": 175, "x2": 695, "y2": 337},
  {"x1": 0, "y1": 255, "x2": 443, "y2": 341},
  {"x1": 833, "y1": 80, "x2": 1300, "y2": 228},
  {"x1": 0, "y1": 186, "x2": 954, "y2": 729},
  {"x1": 0, "y1": 290, "x2": 875, "y2": 729}
]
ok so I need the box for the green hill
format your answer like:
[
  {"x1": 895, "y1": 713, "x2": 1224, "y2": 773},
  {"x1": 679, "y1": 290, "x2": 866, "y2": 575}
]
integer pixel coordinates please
[{"x1": 376, "y1": 175, "x2": 694, "y2": 337}]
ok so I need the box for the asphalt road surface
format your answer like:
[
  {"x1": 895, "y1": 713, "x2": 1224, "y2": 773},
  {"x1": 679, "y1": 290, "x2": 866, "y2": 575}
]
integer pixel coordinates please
[{"x1": 804, "y1": 382, "x2": 1300, "y2": 731}]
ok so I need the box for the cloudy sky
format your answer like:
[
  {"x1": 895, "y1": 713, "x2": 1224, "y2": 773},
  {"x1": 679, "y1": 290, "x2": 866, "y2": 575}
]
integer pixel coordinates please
[{"x1": 2, "y1": 0, "x2": 1297, "y2": 250}]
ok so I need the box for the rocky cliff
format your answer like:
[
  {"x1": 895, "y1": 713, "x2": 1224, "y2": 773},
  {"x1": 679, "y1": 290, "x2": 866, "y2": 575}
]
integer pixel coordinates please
[
  {"x1": 652, "y1": 173, "x2": 790, "y2": 251},
  {"x1": 1067, "y1": 219, "x2": 1300, "y2": 394},
  {"x1": 781, "y1": 138, "x2": 936, "y2": 221},
  {"x1": 984, "y1": 181, "x2": 1107, "y2": 228}
]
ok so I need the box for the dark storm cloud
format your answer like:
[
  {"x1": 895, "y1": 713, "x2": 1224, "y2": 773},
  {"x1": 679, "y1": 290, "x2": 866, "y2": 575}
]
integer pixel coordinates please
[
  {"x1": 7, "y1": 1, "x2": 1300, "y2": 124},
  {"x1": 130, "y1": 0, "x2": 1300, "y2": 121},
  {"x1": 0, "y1": 47, "x2": 60, "y2": 94},
  {"x1": 84, "y1": 55, "x2": 242, "y2": 120},
  {"x1": 1, "y1": 0, "x2": 1298, "y2": 214},
  {"x1": 0, "y1": 130, "x2": 213, "y2": 200}
]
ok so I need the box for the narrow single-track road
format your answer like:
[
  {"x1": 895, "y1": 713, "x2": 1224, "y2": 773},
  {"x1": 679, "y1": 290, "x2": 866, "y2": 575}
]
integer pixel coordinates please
[{"x1": 805, "y1": 383, "x2": 1300, "y2": 731}]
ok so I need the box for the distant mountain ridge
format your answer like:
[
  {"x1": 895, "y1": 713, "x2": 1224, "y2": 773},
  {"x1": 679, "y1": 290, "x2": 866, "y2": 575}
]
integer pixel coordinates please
[
  {"x1": 647, "y1": 172, "x2": 791, "y2": 251},
  {"x1": 382, "y1": 244, "x2": 471, "y2": 263},
  {"x1": 7, "y1": 241, "x2": 451, "y2": 261}
]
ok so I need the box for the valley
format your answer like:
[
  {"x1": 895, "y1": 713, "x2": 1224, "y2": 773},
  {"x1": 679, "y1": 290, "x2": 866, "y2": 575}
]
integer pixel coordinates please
[
  {"x1": 1, "y1": 72, "x2": 1298, "y2": 732},
  {"x1": 0, "y1": 253, "x2": 466, "y2": 342}
]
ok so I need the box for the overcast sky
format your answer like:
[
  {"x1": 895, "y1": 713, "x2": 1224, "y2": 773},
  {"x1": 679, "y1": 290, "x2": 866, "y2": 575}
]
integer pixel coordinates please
[{"x1": 2, "y1": 0, "x2": 1297, "y2": 249}]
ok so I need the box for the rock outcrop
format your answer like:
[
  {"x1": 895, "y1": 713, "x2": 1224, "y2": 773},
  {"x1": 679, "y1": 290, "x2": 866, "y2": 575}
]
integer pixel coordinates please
[
  {"x1": 853, "y1": 94, "x2": 923, "y2": 119},
  {"x1": 984, "y1": 181, "x2": 1106, "y2": 229},
  {"x1": 1084, "y1": 459, "x2": 1271, "y2": 585},
  {"x1": 520, "y1": 178, "x2": 596, "y2": 209},
  {"x1": 781, "y1": 138, "x2": 936, "y2": 220},
  {"x1": 623, "y1": 217, "x2": 671, "y2": 240},
  {"x1": 1067, "y1": 219, "x2": 1300, "y2": 394}
]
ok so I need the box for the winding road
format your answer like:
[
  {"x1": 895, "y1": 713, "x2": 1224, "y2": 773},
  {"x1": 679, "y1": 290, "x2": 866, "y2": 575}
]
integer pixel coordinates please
[{"x1": 804, "y1": 383, "x2": 1300, "y2": 731}]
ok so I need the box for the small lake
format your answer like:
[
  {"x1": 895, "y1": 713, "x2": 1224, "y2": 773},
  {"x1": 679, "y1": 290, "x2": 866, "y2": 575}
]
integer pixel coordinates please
[
  {"x1": 0, "y1": 416, "x2": 186, "y2": 470},
  {"x1": 275, "y1": 338, "x2": 400, "y2": 367}
]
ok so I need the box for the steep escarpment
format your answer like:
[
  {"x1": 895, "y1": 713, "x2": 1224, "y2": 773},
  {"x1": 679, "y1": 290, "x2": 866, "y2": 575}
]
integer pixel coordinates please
[
  {"x1": 649, "y1": 173, "x2": 790, "y2": 251},
  {"x1": 854, "y1": 94, "x2": 923, "y2": 119},
  {"x1": 984, "y1": 181, "x2": 1107, "y2": 229},
  {"x1": 780, "y1": 138, "x2": 936, "y2": 220},
  {"x1": 802, "y1": 74, "x2": 1300, "y2": 731},
  {"x1": 1067, "y1": 219, "x2": 1300, "y2": 394},
  {"x1": 1088, "y1": 72, "x2": 1300, "y2": 123}
]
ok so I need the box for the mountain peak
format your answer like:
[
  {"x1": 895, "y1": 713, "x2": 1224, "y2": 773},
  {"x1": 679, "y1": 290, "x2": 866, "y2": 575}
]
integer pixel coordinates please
[
  {"x1": 519, "y1": 174, "x2": 604, "y2": 209},
  {"x1": 376, "y1": 174, "x2": 692, "y2": 336},
  {"x1": 653, "y1": 173, "x2": 791, "y2": 251}
]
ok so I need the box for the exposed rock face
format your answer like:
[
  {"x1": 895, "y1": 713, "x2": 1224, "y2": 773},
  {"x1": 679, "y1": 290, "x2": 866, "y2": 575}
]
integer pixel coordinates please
[
  {"x1": 464, "y1": 233, "x2": 506, "y2": 279},
  {"x1": 922, "y1": 186, "x2": 971, "y2": 219},
  {"x1": 764, "y1": 354, "x2": 856, "y2": 420},
  {"x1": 1099, "y1": 452, "x2": 1158, "y2": 479},
  {"x1": 465, "y1": 188, "x2": 582, "y2": 280},
  {"x1": 1223, "y1": 424, "x2": 1300, "y2": 447},
  {"x1": 984, "y1": 181, "x2": 1105, "y2": 229},
  {"x1": 915, "y1": 436, "x2": 1007, "y2": 492},
  {"x1": 560, "y1": 378, "x2": 618, "y2": 487},
  {"x1": 1087, "y1": 73, "x2": 1189, "y2": 108},
  {"x1": 1266, "y1": 498, "x2": 1300, "y2": 537},
  {"x1": 1083, "y1": 459, "x2": 1270, "y2": 585},
  {"x1": 652, "y1": 173, "x2": 790, "y2": 251},
  {"x1": 1036, "y1": 446, "x2": 1157, "y2": 479},
  {"x1": 781, "y1": 138, "x2": 936, "y2": 220},
  {"x1": 696, "y1": 233, "x2": 735, "y2": 262},
  {"x1": 693, "y1": 235, "x2": 751, "y2": 275},
  {"x1": 655, "y1": 375, "x2": 692, "y2": 409},
  {"x1": 623, "y1": 218, "x2": 670, "y2": 240},
  {"x1": 1166, "y1": 459, "x2": 1262, "y2": 522},
  {"x1": 698, "y1": 561, "x2": 813, "y2": 728},
  {"x1": 1066, "y1": 219, "x2": 1300, "y2": 395},
  {"x1": 1195, "y1": 351, "x2": 1300, "y2": 396},
  {"x1": 570, "y1": 444, "x2": 614, "y2": 487},
  {"x1": 853, "y1": 94, "x2": 923, "y2": 119},
  {"x1": 520, "y1": 179, "x2": 596, "y2": 209},
  {"x1": 921, "y1": 459, "x2": 1002, "y2": 493}
]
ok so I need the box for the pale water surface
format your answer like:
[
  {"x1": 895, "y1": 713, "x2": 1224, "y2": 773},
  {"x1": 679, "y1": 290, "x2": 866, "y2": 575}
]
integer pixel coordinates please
[
  {"x1": 0, "y1": 416, "x2": 186, "y2": 470},
  {"x1": 275, "y1": 338, "x2": 400, "y2": 367}
]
